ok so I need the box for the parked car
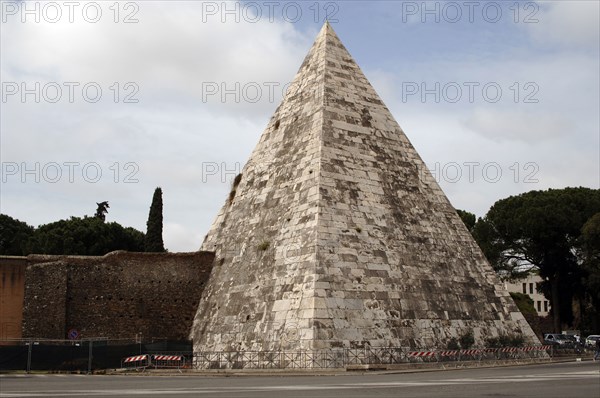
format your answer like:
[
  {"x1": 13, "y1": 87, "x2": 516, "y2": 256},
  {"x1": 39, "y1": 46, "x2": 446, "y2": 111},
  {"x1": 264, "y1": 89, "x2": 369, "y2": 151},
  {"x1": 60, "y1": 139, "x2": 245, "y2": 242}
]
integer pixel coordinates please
[
  {"x1": 584, "y1": 335, "x2": 600, "y2": 349},
  {"x1": 543, "y1": 333, "x2": 576, "y2": 348}
]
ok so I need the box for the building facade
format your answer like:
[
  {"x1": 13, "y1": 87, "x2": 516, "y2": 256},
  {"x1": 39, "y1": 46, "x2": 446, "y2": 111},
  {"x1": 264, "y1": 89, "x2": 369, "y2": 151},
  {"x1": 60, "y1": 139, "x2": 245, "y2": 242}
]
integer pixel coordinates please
[{"x1": 504, "y1": 274, "x2": 550, "y2": 317}]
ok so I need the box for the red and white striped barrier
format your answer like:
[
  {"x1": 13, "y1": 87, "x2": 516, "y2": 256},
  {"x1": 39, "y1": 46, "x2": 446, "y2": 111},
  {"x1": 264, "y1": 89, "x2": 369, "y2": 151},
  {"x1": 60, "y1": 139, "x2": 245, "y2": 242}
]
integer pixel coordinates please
[
  {"x1": 521, "y1": 345, "x2": 551, "y2": 351},
  {"x1": 412, "y1": 346, "x2": 550, "y2": 359},
  {"x1": 153, "y1": 355, "x2": 183, "y2": 361},
  {"x1": 407, "y1": 351, "x2": 435, "y2": 357},
  {"x1": 124, "y1": 355, "x2": 148, "y2": 363},
  {"x1": 460, "y1": 349, "x2": 482, "y2": 355},
  {"x1": 439, "y1": 350, "x2": 460, "y2": 356}
]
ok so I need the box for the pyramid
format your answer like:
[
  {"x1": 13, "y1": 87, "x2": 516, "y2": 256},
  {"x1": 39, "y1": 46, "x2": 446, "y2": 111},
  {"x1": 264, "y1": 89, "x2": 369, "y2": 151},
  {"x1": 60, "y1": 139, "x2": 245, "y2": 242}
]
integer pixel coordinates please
[{"x1": 191, "y1": 23, "x2": 539, "y2": 352}]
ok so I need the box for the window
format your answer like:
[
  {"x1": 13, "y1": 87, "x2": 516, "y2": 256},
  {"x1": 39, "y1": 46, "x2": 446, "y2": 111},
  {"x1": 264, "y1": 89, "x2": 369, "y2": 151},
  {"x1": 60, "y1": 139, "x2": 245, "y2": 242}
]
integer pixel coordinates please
[
  {"x1": 529, "y1": 283, "x2": 534, "y2": 294},
  {"x1": 522, "y1": 283, "x2": 527, "y2": 294},
  {"x1": 544, "y1": 301, "x2": 548, "y2": 312},
  {"x1": 537, "y1": 301, "x2": 541, "y2": 312}
]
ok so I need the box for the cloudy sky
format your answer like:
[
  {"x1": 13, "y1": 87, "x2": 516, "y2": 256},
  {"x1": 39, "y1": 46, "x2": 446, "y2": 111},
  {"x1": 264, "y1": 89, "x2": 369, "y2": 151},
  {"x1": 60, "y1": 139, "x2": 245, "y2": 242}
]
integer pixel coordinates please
[{"x1": 1, "y1": 0, "x2": 598, "y2": 252}]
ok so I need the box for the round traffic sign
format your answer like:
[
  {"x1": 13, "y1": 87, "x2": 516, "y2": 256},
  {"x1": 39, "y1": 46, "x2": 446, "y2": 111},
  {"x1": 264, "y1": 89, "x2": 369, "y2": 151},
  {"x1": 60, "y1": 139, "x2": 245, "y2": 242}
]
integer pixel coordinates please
[{"x1": 67, "y1": 328, "x2": 79, "y2": 340}]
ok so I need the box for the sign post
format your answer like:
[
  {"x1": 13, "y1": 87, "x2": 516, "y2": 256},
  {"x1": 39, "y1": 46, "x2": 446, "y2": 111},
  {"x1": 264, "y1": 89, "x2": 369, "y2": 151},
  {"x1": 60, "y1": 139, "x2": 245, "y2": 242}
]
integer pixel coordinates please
[{"x1": 88, "y1": 340, "x2": 93, "y2": 374}]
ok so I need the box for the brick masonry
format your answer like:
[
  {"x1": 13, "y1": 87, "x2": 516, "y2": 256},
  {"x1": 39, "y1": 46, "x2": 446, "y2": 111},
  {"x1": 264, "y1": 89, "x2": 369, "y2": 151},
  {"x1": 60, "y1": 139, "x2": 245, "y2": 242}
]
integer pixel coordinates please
[
  {"x1": 0, "y1": 257, "x2": 27, "y2": 341},
  {"x1": 20, "y1": 251, "x2": 214, "y2": 340},
  {"x1": 191, "y1": 23, "x2": 540, "y2": 352}
]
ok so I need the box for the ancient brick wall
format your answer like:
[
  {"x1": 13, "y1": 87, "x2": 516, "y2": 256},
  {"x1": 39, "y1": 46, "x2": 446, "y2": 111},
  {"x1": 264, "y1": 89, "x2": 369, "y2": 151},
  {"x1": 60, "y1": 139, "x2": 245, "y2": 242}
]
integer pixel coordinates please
[
  {"x1": 0, "y1": 257, "x2": 27, "y2": 342},
  {"x1": 22, "y1": 251, "x2": 214, "y2": 340},
  {"x1": 22, "y1": 260, "x2": 67, "y2": 339}
]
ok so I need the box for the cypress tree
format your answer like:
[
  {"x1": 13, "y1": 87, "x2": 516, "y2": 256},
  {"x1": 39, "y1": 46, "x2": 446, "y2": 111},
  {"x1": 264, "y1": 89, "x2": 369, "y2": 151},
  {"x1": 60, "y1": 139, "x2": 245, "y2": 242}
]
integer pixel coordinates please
[{"x1": 145, "y1": 187, "x2": 165, "y2": 252}]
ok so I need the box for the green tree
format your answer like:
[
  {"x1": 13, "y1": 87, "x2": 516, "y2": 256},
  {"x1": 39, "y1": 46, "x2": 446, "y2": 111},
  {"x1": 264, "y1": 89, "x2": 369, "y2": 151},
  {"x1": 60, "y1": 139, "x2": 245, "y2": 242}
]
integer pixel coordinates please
[
  {"x1": 145, "y1": 187, "x2": 165, "y2": 252},
  {"x1": 456, "y1": 209, "x2": 476, "y2": 232},
  {"x1": 476, "y1": 187, "x2": 600, "y2": 332},
  {"x1": 27, "y1": 216, "x2": 145, "y2": 255},
  {"x1": 580, "y1": 213, "x2": 600, "y2": 331},
  {"x1": 0, "y1": 214, "x2": 34, "y2": 255}
]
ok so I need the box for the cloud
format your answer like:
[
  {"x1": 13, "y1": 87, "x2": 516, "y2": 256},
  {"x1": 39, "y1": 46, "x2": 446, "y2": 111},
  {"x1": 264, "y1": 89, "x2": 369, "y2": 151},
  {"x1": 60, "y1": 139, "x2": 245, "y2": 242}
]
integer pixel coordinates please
[
  {"x1": 163, "y1": 222, "x2": 204, "y2": 253},
  {"x1": 525, "y1": 1, "x2": 600, "y2": 49},
  {"x1": 2, "y1": 2, "x2": 311, "y2": 117},
  {"x1": 462, "y1": 108, "x2": 572, "y2": 143}
]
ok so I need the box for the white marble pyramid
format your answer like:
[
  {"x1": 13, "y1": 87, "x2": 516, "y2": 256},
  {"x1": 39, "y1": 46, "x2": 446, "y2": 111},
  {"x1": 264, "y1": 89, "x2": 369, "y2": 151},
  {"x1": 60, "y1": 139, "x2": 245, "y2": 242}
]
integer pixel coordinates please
[{"x1": 191, "y1": 23, "x2": 539, "y2": 353}]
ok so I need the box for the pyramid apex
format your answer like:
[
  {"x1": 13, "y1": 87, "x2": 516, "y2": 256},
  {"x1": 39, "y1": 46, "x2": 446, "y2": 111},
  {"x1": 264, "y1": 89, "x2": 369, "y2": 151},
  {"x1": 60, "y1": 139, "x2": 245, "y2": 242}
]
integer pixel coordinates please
[{"x1": 317, "y1": 20, "x2": 338, "y2": 39}]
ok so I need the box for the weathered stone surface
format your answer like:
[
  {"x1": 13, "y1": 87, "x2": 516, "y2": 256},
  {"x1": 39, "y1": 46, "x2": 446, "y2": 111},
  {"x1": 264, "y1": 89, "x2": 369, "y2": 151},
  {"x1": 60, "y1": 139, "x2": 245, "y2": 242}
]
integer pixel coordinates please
[
  {"x1": 22, "y1": 251, "x2": 214, "y2": 340},
  {"x1": 191, "y1": 23, "x2": 539, "y2": 352}
]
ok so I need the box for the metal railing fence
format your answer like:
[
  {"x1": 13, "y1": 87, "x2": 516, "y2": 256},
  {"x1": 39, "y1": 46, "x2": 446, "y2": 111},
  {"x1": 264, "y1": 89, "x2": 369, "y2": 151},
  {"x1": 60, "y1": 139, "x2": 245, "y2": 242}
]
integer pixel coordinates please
[{"x1": 193, "y1": 345, "x2": 557, "y2": 369}]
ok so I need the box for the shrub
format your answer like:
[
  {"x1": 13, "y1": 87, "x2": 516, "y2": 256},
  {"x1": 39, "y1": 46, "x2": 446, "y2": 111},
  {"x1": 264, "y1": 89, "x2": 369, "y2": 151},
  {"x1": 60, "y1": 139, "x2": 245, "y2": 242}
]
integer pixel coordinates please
[{"x1": 459, "y1": 331, "x2": 475, "y2": 349}]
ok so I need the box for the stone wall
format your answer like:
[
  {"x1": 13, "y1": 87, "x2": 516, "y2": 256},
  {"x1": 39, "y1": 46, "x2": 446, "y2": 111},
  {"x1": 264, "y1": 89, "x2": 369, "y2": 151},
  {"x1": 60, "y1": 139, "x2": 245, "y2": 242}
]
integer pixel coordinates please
[
  {"x1": 0, "y1": 257, "x2": 27, "y2": 342},
  {"x1": 21, "y1": 251, "x2": 214, "y2": 340}
]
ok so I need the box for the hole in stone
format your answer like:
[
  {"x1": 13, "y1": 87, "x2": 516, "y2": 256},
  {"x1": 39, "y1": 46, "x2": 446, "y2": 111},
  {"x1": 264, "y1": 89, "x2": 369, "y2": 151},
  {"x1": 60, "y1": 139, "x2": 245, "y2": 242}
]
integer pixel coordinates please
[{"x1": 274, "y1": 120, "x2": 280, "y2": 129}]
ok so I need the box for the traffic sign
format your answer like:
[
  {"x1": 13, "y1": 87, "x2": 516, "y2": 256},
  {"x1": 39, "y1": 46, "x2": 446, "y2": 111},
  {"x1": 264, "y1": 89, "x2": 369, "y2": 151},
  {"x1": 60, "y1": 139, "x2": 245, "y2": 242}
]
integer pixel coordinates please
[{"x1": 67, "y1": 328, "x2": 80, "y2": 340}]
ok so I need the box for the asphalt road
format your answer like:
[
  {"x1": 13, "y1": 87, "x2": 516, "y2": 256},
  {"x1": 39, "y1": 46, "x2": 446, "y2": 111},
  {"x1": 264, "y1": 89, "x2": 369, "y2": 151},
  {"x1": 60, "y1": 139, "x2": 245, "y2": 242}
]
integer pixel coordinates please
[{"x1": 1, "y1": 361, "x2": 598, "y2": 398}]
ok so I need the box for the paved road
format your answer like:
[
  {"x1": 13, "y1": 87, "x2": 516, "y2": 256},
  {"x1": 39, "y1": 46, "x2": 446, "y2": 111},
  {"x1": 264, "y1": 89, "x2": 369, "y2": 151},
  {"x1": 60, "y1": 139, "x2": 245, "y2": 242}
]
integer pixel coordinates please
[{"x1": 1, "y1": 361, "x2": 598, "y2": 397}]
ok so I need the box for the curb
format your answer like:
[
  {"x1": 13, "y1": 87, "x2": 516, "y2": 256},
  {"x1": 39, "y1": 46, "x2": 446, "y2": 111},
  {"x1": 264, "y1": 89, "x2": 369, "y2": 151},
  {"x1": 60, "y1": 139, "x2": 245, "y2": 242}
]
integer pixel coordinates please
[{"x1": 102, "y1": 356, "x2": 595, "y2": 377}]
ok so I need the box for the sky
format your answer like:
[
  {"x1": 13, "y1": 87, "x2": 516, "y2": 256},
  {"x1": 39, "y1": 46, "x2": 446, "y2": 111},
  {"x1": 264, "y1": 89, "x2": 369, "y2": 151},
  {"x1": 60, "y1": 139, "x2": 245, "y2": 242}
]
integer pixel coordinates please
[{"x1": 1, "y1": 0, "x2": 599, "y2": 252}]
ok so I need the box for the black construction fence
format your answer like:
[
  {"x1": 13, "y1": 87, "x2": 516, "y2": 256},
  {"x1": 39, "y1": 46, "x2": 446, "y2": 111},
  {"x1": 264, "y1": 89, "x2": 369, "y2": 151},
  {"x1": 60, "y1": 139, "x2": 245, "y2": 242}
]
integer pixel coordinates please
[
  {"x1": 0, "y1": 338, "x2": 192, "y2": 372},
  {"x1": 0, "y1": 339, "x2": 592, "y2": 372}
]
